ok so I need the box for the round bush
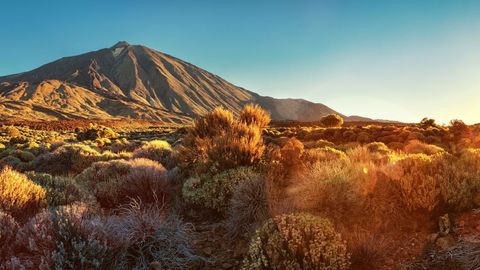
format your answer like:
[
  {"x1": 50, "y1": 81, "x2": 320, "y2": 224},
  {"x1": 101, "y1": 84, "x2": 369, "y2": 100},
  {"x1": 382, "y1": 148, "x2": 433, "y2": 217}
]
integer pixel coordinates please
[
  {"x1": 320, "y1": 114, "x2": 344, "y2": 128},
  {"x1": 242, "y1": 213, "x2": 350, "y2": 269},
  {"x1": 76, "y1": 158, "x2": 170, "y2": 208},
  {"x1": 182, "y1": 167, "x2": 259, "y2": 212},
  {"x1": 132, "y1": 140, "x2": 172, "y2": 165}
]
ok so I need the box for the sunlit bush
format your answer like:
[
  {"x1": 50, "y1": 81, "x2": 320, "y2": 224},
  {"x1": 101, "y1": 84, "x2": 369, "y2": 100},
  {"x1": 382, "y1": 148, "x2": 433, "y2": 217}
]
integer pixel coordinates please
[
  {"x1": 0, "y1": 167, "x2": 46, "y2": 219},
  {"x1": 76, "y1": 124, "x2": 119, "y2": 141},
  {"x1": 385, "y1": 153, "x2": 445, "y2": 212},
  {"x1": 76, "y1": 158, "x2": 170, "y2": 208},
  {"x1": 132, "y1": 139, "x2": 172, "y2": 165},
  {"x1": 403, "y1": 139, "x2": 444, "y2": 155},
  {"x1": 239, "y1": 103, "x2": 271, "y2": 128},
  {"x1": 174, "y1": 106, "x2": 268, "y2": 173},
  {"x1": 182, "y1": 167, "x2": 259, "y2": 212},
  {"x1": 242, "y1": 213, "x2": 350, "y2": 269}
]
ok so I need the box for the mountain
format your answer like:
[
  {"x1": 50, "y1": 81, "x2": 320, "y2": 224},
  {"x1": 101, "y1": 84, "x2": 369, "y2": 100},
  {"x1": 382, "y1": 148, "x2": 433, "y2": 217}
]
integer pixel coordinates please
[{"x1": 0, "y1": 41, "x2": 353, "y2": 123}]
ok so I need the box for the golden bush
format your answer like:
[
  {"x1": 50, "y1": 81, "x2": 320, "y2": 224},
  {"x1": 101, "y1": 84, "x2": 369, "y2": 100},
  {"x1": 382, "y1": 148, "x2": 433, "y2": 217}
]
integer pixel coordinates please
[
  {"x1": 385, "y1": 154, "x2": 444, "y2": 212},
  {"x1": 239, "y1": 103, "x2": 271, "y2": 128},
  {"x1": 175, "y1": 106, "x2": 268, "y2": 172},
  {"x1": 0, "y1": 167, "x2": 46, "y2": 219}
]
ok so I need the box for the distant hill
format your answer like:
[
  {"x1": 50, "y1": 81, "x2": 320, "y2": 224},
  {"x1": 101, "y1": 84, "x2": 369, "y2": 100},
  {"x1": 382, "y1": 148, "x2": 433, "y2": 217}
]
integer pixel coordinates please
[{"x1": 0, "y1": 41, "x2": 372, "y2": 123}]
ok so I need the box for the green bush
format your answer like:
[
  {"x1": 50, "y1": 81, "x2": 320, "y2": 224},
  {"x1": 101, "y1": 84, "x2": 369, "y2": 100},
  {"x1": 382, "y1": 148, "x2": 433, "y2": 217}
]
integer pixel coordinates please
[
  {"x1": 242, "y1": 213, "x2": 350, "y2": 269},
  {"x1": 182, "y1": 167, "x2": 259, "y2": 212},
  {"x1": 26, "y1": 172, "x2": 81, "y2": 207}
]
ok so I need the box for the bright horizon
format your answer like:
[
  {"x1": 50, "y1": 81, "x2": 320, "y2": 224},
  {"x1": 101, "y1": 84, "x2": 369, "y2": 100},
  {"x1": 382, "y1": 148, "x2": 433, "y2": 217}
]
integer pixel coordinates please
[{"x1": 1, "y1": 0, "x2": 479, "y2": 124}]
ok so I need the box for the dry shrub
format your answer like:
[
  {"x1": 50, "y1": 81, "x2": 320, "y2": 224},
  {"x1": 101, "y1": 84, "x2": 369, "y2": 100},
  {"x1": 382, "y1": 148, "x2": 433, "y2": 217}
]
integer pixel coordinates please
[
  {"x1": 365, "y1": 141, "x2": 391, "y2": 155},
  {"x1": 439, "y1": 148, "x2": 480, "y2": 211},
  {"x1": 132, "y1": 139, "x2": 172, "y2": 165},
  {"x1": 174, "y1": 106, "x2": 268, "y2": 173},
  {"x1": 226, "y1": 175, "x2": 269, "y2": 238},
  {"x1": 182, "y1": 167, "x2": 259, "y2": 212},
  {"x1": 384, "y1": 153, "x2": 445, "y2": 212},
  {"x1": 0, "y1": 167, "x2": 46, "y2": 219},
  {"x1": 293, "y1": 158, "x2": 377, "y2": 217},
  {"x1": 85, "y1": 199, "x2": 203, "y2": 270},
  {"x1": 346, "y1": 229, "x2": 388, "y2": 270},
  {"x1": 303, "y1": 147, "x2": 347, "y2": 164},
  {"x1": 265, "y1": 137, "x2": 308, "y2": 184},
  {"x1": 406, "y1": 241, "x2": 480, "y2": 270},
  {"x1": 242, "y1": 213, "x2": 350, "y2": 270},
  {"x1": 404, "y1": 139, "x2": 444, "y2": 155},
  {"x1": 239, "y1": 103, "x2": 271, "y2": 128},
  {"x1": 76, "y1": 158, "x2": 170, "y2": 208}
]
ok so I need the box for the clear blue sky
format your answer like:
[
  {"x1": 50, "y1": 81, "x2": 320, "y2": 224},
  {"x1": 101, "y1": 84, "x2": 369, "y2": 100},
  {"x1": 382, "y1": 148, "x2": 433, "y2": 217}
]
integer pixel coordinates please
[{"x1": 1, "y1": 0, "x2": 479, "y2": 123}]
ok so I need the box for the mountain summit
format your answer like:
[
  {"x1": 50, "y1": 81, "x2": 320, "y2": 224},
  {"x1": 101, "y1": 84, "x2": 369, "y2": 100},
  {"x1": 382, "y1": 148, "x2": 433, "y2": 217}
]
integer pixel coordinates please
[{"x1": 0, "y1": 41, "x2": 342, "y2": 123}]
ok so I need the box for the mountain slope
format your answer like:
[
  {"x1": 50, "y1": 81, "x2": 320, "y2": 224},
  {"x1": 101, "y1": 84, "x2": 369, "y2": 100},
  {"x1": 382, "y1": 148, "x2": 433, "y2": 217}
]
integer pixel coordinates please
[{"x1": 0, "y1": 41, "x2": 350, "y2": 123}]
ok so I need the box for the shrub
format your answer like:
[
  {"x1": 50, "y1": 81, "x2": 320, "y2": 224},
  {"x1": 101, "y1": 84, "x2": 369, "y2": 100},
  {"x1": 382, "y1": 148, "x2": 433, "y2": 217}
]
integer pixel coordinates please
[
  {"x1": 85, "y1": 200, "x2": 203, "y2": 270},
  {"x1": 31, "y1": 143, "x2": 103, "y2": 175},
  {"x1": 365, "y1": 142, "x2": 391, "y2": 155},
  {"x1": 132, "y1": 140, "x2": 172, "y2": 165},
  {"x1": 182, "y1": 167, "x2": 259, "y2": 212},
  {"x1": 2, "y1": 125, "x2": 21, "y2": 137},
  {"x1": 385, "y1": 154, "x2": 445, "y2": 212},
  {"x1": 174, "y1": 106, "x2": 267, "y2": 173},
  {"x1": 239, "y1": 103, "x2": 271, "y2": 128},
  {"x1": 320, "y1": 114, "x2": 344, "y2": 128},
  {"x1": 25, "y1": 172, "x2": 81, "y2": 207},
  {"x1": 295, "y1": 158, "x2": 376, "y2": 215},
  {"x1": 76, "y1": 124, "x2": 119, "y2": 141},
  {"x1": 404, "y1": 140, "x2": 444, "y2": 155},
  {"x1": 51, "y1": 210, "x2": 110, "y2": 270},
  {"x1": 439, "y1": 149, "x2": 480, "y2": 211},
  {"x1": 242, "y1": 213, "x2": 350, "y2": 269},
  {"x1": 0, "y1": 211, "x2": 19, "y2": 258},
  {"x1": 76, "y1": 158, "x2": 170, "y2": 208},
  {"x1": 226, "y1": 175, "x2": 269, "y2": 238},
  {"x1": 0, "y1": 167, "x2": 46, "y2": 219},
  {"x1": 2, "y1": 211, "x2": 55, "y2": 269},
  {"x1": 419, "y1": 117, "x2": 436, "y2": 128}
]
